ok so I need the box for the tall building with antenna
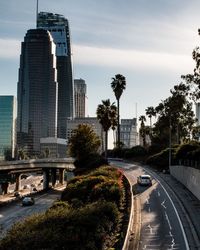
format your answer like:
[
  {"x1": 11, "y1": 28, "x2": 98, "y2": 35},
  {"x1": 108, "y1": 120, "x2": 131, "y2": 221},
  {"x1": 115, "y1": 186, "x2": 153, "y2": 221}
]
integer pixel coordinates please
[{"x1": 37, "y1": 11, "x2": 74, "y2": 139}]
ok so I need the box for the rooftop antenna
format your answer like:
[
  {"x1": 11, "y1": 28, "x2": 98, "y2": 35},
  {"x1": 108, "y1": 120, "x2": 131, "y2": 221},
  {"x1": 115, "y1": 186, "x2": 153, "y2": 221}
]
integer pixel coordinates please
[{"x1": 36, "y1": 0, "x2": 39, "y2": 28}]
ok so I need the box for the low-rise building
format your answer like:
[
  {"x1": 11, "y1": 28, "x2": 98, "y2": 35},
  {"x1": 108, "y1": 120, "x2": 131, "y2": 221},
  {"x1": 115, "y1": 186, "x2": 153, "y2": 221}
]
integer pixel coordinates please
[
  {"x1": 120, "y1": 118, "x2": 138, "y2": 148},
  {"x1": 40, "y1": 137, "x2": 67, "y2": 158}
]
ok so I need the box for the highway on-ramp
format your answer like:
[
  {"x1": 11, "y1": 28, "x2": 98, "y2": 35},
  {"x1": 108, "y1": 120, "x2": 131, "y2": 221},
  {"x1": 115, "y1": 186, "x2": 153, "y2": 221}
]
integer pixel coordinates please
[{"x1": 111, "y1": 160, "x2": 189, "y2": 250}]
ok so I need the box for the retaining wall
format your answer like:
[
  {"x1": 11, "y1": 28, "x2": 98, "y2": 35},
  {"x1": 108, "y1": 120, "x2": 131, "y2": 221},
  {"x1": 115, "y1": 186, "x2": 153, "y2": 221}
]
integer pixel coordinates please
[{"x1": 170, "y1": 165, "x2": 200, "y2": 200}]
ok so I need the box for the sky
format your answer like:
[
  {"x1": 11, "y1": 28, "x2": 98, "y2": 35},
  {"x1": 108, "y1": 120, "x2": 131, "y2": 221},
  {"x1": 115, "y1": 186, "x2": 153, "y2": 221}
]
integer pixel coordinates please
[{"x1": 1, "y1": 0, "x2": 200, "y2": 124}]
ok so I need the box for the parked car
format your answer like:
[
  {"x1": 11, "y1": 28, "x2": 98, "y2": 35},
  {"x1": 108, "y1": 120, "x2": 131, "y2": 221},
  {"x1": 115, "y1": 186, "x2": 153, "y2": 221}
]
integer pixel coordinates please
[
  {"x1": 22, "y1": 196, "x2": 35, "y2": 206},
  {"x1": 137, "y1": 174, "x2": 152, "y2": 186}
]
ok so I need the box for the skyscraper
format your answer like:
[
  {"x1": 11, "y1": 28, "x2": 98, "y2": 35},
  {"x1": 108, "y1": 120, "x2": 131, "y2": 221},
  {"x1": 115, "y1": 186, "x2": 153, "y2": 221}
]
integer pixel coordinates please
[
  {"x1": 74, "y1": 78, "x2": 87, "y2": 118},
  {"x1": 0, "y1": 96, "x2": 17, "y2": 160},
  {"x1": 17, "y1": 29, "x2": 58, "y2": 156},
  {"x1": 37, "y1": 12, "x2": 74, "y2": 138}
]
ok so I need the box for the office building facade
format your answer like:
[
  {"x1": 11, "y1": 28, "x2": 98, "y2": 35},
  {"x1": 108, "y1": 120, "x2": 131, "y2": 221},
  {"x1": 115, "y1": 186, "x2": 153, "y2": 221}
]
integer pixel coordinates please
[
  {"x1": 74, "y1": 78, "x2": 87, "y2": 118},
  {"x1": 0, "y1": 96, "x2": 17, "y2": 160},
  {"x1": 37, "y1": 12, "x2": 74, "y2": 138},
  {"x1": 17, "y1": 29, "x2": 58, "y2": 156},
  {"x1": 120, "y1": 118, "x2": 138, "y2": 148}
]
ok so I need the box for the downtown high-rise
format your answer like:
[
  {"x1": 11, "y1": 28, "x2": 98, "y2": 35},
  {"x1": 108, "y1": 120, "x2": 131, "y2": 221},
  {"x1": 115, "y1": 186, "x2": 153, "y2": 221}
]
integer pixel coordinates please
[
  {"x1": 37, "y1": 12, "x2": 74, "y2": 138},
  {"x1": 74, "y1": 78, "x2": 87, "y2": 118},
  {"x1": 17, "y1": 29, "x2": 58, "y2": 156}
]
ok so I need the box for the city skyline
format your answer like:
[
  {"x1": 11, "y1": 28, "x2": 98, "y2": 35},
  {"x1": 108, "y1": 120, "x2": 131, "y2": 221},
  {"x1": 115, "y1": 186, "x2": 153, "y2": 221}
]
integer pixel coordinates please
[{"x1": 1, "y1": 0, "x2": 200, "y2": 124}]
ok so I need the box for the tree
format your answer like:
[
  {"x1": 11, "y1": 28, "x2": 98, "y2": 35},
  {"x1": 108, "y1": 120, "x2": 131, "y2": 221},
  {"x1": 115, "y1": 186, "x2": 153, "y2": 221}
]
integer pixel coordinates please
[
  {"x1": 139, "y1": 115, "x2": 147, "y2": 147},
  {"x1": 96, "y1": 99, "x2": 117, "y2": 158},
  {"x1": 182, "y1": 46, "x2": 200, "y2": 102},
  {"x1": 111, "y1": 74, "x2": 126, "y2": 148},
  {"x1": 145, "y1": 106, "x2": 156, "y2": 127},
  {"x1": 17, "y1": 147, "x2": 27, "y2": 160},
  {"x1": 151, "y1": 83, "x2": 197, "y2": 146},
  {"x1": 44, "y1": 147, "x2": 50, "y2": 158},
  {"x1": 68, "y1": 124, "x2": 101, "y2": 162}
]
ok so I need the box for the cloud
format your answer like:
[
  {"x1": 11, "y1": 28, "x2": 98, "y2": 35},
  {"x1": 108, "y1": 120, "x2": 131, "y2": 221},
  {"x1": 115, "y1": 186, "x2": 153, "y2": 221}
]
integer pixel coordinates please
[
  {"x1": 0, "y1": 37, "x2": 195, "y2": 75},
  {"x1": 73, "y1": 44, "x2": 194, "y2": 73},
  {"x1": 0, "y1": 38, "x2": 21, "y2": 59}
]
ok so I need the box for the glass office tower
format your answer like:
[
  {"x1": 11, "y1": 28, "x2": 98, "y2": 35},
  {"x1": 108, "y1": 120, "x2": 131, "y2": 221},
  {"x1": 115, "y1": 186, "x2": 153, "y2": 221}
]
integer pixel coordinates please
[
  {"x1": 17, "y1": 29, "x2": 58, "y2": 157},
  {"x1": 37, "y1": 12, "x2": 74, "y2": 138},
  {"x1": 0, "y1": 96, "x2": 17, "y2": 160}
]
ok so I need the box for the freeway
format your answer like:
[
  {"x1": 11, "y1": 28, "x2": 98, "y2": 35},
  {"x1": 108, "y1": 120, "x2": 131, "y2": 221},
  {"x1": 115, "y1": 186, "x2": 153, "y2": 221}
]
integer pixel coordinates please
[
  {"x1": 0, "y1": 188, "x2": 63, "y2": 239},
  {"x1": 110, "y1": 160, "x2": 190, "y2": 250}
]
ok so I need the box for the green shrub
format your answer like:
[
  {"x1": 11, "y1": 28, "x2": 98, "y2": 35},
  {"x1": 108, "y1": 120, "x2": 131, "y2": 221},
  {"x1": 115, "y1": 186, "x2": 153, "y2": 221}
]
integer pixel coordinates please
[
  {"x1": 61, "y1": 175, "x2": 107, "y2": 203},
  {"x1": 187, "y1": 148, "x2": 200, "y2": 160},
  {"x1": 0, "y1": 166, "x2": 125, "y2": 250},
  {"x1": 146, "y1": 148, "x2": 171, "y2": 170},
  {"x1": 74, "y1": 153, "x2": 107, "y2": 169},
  {"x1": 0, "y1": 201, "x2": 119, "y2": 250},
  {"x1": 90, "y1": 180, "x2": 122, "y2": 206},
  {"x1": 175, "y1": 142, "x2": 200, "y2": 160},
  {"x1": 124, "y1": 145, "x2": 147, "y2": 159}
]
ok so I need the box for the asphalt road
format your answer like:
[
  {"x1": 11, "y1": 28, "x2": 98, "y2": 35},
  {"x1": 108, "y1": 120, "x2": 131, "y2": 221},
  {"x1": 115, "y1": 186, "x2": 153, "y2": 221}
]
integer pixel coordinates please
[
  {"x1": 0, "y1": 189, "x2": 63, "y2": 239},
  {"x1": 111, "y1": 160, "x2": 189, "y2": 250}
]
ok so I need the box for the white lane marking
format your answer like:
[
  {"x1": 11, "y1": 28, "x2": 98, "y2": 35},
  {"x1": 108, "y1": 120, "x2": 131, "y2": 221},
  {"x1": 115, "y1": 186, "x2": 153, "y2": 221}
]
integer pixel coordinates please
[
  {"x1": 165, "y1": 211, "x2": 172, "y2": 230},
  {"x1": 161, "y1": 199, "x2": 167, "y2": 209},
  {"x1": 169, "y1": 230, "x2": 176, "y2": 250},
  {"x1": 143, "y1": 167, "x2": 190, "y2": 250},
  {"x1": 157, "y1": 191, "x2": 160, "y2": 197}
]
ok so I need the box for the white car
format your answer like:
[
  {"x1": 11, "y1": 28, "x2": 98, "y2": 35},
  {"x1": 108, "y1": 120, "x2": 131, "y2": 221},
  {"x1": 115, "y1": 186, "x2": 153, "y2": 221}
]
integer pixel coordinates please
[{"x1": 137, "y1": 174, "x2": 152, "y2": 186}]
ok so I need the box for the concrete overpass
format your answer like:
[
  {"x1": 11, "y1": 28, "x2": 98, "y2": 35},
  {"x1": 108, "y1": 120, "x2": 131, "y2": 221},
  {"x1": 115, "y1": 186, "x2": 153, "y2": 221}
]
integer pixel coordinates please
[{"x1": 0, "y1": 158, "x2": 75, "y2": 194}]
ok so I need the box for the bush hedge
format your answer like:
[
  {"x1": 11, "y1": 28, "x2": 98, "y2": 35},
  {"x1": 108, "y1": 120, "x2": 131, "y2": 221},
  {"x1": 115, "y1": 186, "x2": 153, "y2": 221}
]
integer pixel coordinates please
[{"x1": 0, "y1": 166, "x2": 127, "y2": 250}]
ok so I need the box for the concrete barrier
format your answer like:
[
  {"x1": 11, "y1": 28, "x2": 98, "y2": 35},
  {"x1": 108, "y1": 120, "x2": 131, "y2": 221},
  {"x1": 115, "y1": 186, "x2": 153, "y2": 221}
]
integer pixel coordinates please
[{"x1": 170, "y1": 165, "x2": 200, "y2": 200}]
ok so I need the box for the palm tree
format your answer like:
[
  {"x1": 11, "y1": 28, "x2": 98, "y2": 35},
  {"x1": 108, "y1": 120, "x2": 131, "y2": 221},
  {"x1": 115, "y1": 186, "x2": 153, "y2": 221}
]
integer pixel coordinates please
[
  {"x1": 17, "y1": 147, "x2": 27, "y2": 160},
  {"x1": 139, "y1": 115, "x2": 147, "y2": 147},
  {"x1": 110, "y1": 108, "x2": 118, "y2": 147},
  {"x1": 145, "y1": 106, "x2": 156, "y2": 127},
  {"x1": 111, "y1": 74, "x2": 126, "y2": 148},
  {"x1": 96, "y1": 99, "x2": 117, "y2": 158}
]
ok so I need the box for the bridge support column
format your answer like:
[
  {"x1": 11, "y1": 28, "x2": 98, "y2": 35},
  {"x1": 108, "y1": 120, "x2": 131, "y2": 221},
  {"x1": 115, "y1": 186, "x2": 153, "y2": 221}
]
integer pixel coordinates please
[
  {"x1": 43, "y1": 169, "x2": 50, "y2": 190},
  {"x1": 59, "y1": 169, "x2": 64, "y2": 185},
  {"x1": 51, "y1": 169, "x2": 57, "y2": 187},
  {"x1": 15, "y1": 173, "x2": 21, "y2": 191}
]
